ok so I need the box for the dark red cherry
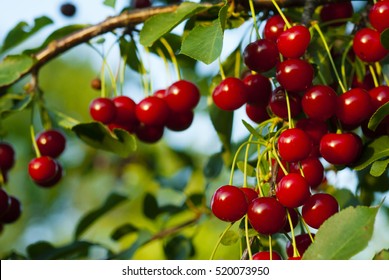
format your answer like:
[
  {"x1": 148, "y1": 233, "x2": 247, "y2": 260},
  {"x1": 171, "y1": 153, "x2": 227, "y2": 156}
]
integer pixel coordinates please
[
  {"x1": 277, "y1": 25, "x2": 311, "y2": 58},
  {"x1": 320, "y1": 1, "x2": 353, "y2": 26},
  {"x1": 112, "y1": 96, "x2": 138, "y2": 126},
  {"x1": 0, "y1": 142, "x2": 15, "y2": 171},
  {"x1": 240, "y1": 187, "x2": 258, "y2": 204},
  {"x1": 353, "y1": 28, "x2": 388, "y2": 62},
  {"x1": 247, "y1": 197, "x2": 287, "y2": 235},
  {"x1": 295, "y1": 118, "x2": 328, "y2": 145},
  {"x1": 269, "y1": 87, "x2": 301, "y2": 119},
  {"x1": 28, "y1": 156, "x2": 59, "y2": 184},
  {"x1": 336, "y1": 88, "x2": 373, "y2": 126},
  {"x1": 0, "y1": 196, "x2": 21, "y2": 224},
  {"x1": 245, "y1": 103, "x2": 270, "y2": 124},
  {"x1": 243, "y1": 39, "x2": 279, "y2": 72},
  {"x1": 211, "y1": 185, "x2": 248, "y2": 222},
  {"x1": 165, "y1": 80, "x2": 200, "y2": 112},
  {"x1": 286, "y1": 233, "x2": 315, "y2": 258},
  {"x1": 135, "y1": 124, "x2": 164, "y2": 143},
  {"x1": 242, "y1": 73, "x2": 272, "y2": 106},
  {"x1": 276, "y1": 173, "x2": 311, "y2": 208},
  {"x1": 290, "y1": 157, "x2": 324, "y2": 189},
  {"x1": 135, "y1": 96, "x2": 170, "y2": 126},
  {"x1": 36, "y1": 130, "x2": 66, "y2": 158},
  {"x1": 36, "y1": 162, "x2": 63, "y2": 188},
  {"x1": 0, "y1": 188, "x2": 11, "y2": 217},
  {"x1": 133, "y1": 0, "x2": 152, "y2": 8},
  {"x1": 369, "y1": 85, "x2": 389, "y2": 111},
  {"x1": 212, "y1": 77, "x2": 248, "y2": 111},
  {"x1": 276, "y1": 59, "x2": 314, "y2": 92},
  {"x1": 264, "y1": 15, "x2": 289, "y2": 43},
  {"x1": 369, "y1": 1, "x2": 389, "y2": 32},
  {"x1": 352, "y1": 69, "x2": 375, "y2": 91},
  {"x1": 252, "y1": 251, "x2": 282, "y2": 260},
  {"x1": 302, "y1": 193, "x2": 339, "y2": 229},
  {"x1": 166, "y1": 110, "x2": 194, "y2": 131},
  {"x1": 319, "y1": 133, "x2": 363, "y2": 165},
  {"x1": 89, "y1": 97, "x2": 117, "y2": 124},
  {"x1": 278, "y1": 128, "x2": 312, "y2": 162},
  {"x1": 302, "y1": 85, "x2": 337, "y2": 121},
  {"x1": 60, "y1": 3, "x2": 76, "y2": 17}
]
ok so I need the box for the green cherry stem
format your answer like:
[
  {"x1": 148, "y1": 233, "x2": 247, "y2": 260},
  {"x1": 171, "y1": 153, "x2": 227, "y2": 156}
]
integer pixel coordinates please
[
  {"x1": 369, "y1": 64, "x2": 380, "y2": 87},
  {"x1": 156, "y1": 47, "x2": 172, "y2": 86},
  {"x1": 268, "y1": 235, "x2": 273, "y2": 260},
  {"x1": 243, "y1": 134, "x2": 255, "y2": 187},
  {"x1": 248, "y1": 0, "x2": 261, "y2": 39},
  {"x1": 340, "y1": 40, "x2": 353, "y2": 89},
  {"x1": 270, "y1": 0, "x2": 292, "y2": 28},
  {"x1": 245, "y1": 215, "x2": 253, "y2": 260},
  {"x1": 284, "y1": 90, "x2": 294, "y2": 129},
  {"x1": 209, "y1": 222, "x2": 234, "y2": 260},
  {"x1": 286, "y1": 209, "x2": 300, "y2": 258},
  {"x1": 299, "y1": 215, "x2": 315, "y2": 243},
  {"x1": 160, "y1": 37, "x2": 181, "y2": 81},
  {"x1": 376, "y1": 62, "x2": 389, "y2": 85},
  {"x1": 30, "y1": 125, "x2": 41, "y2": 158}
]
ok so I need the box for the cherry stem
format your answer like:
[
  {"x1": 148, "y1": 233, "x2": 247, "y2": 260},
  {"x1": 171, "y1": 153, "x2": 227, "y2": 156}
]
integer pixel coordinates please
[
  {"x1": 160, "y1": 37, "x2": 181, "y2": 81},
  {"x1": 270, "y1": 0, "x2": 292, "y2": 28},
  {"x1": 284, "y1": 90, "x2": 294, "y2": 129},
  {"x1": 248, "y1": 0, "x2": 261, "y2": 39},
  {"x1": 218, "y1": 58, "x2": 226, "y2": 80},
  {"x1": 312, "y1": 22, "x2": 346, "y2": 93},
  {"x1": 234, "y1": 51, "x2": 241, "y2": 79},
  {"x1": 245, "y1": 215, "x2": 253, "y2": 260},
  {"x1": 256, "y1": 147, "x2": 272, "y2": 197},
  {"x1": 286, "y1": 209, "x2": 300, "y2": 258},
  {"x1": 209, "y1": 222, "x2": 234, "y2": 260},
  {"x1": 243, "y1": 134, "x2": 255, "y2": 187},
  {"x1": 340, "y1": 40, "x2": 353, "y2": 90},
  {"x1": 156, "y1": 47, "x2": 172, "y2": 86},
  {"x1": 268, "y1": 235, "x2": 273, "y2": 260},
  {"x1": 271, "y1": 138, "x2": 288, "y2": 175},
  {"x1": 369, "y1": 64, "x2": 379, "y2": 87},
  {"x1": 30, "y1": 124, "x2": 41, "y2": 158},
  {"x1": 300, "y1": 216, "x2": 315, "y2": 243},
  {"x1": 376, "y1": 62, "x2": 389, "y2": 85}
]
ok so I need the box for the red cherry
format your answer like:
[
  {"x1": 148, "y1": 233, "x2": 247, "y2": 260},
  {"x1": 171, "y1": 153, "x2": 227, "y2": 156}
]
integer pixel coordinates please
[
  {"x1": 319, "y1": 133, "x2": 363, "y2": 165},
  {"x1": 112, "y1": 96, "x2": 138, "y2": 126},
  {"x1": 276, "y1": 173, "x2": 311, "y2": 208},
  {"x1": 302, "y1": 193, "x2": 339, "y2": 229},
  {"x1": 352, "y1": 70, "x2": 375, "y2": 91},
  {"x1": 245, "y1": 103, "x2": 270, "y2": 124},
  {"x1": 0, "y1": 196, "x2": 21, "y2": 224},
  {"x1": 242, "y1": 73, "x2": 272, "y2": 106},
  {"x1": 277, "y1": 25, "x2": 311, "y2": 58},
  {"x1": 0, "y1": 188, "x2": 11, "y2": 217},
  {"x1": 243, "y1": 39, "x2": 279, "y2": 72},
  {"x1": 278, "y1": 128, "x2": 312, "y2": 162},
  {"x1": 369, "y1": 85, "x2": 389, "y2": 111},
  {"x1": 276, "y1": 59, "x2": 314, "y2": 92},
  {"x1": 166, "y1": 110, "x2": 194, "y2": 131},
  {"x1": 165, "y1": 80, "x2": 200, "y2": 112},
  {"x1": 302, "y1": 85, "x2": 338, "y2": 121},
  {"x1": 320, "y1": 2, "x2": 353, "y2": 26},
  {"x1": 295, "y1": 118, "x2": 328, "y2": 145},
  {"x1": 247, "y1": 197, "x2": 287, "y2": 235},
  {"x1": 36, "y1": 162, "x2": 63, "y2": 188},
  {"x1": 353, "y1": 28, "x2": 388, "y2": 62},
  {"x1": 212, "y1": 77, "x2": 248, "y2": 111},
  {"x1": 290, "y1": 157, "x2": 324, "y2": 189},
  {"x1": 211, "y1": 185, "x2": 248, "y2": 222},
  {"x1": 240, "y1": 187, "x2": 258, "y2": 204},
  {"x1": 286, "y1": 233, "x2": 315, "y2": 258},
  {"x1": 135, "y1": 96, "x2": 170, "y2": 126},
  {"x1": 269, "y1": 87, "x2": 302, "y2": 119},
  {"x1": 133, "y1": 0, "x2": 152, "y2": 8},
  {"x1": 36, "y1": 130, "x2": 66, "y2": 158},
  {"x1": 369, "y1": 1, "x2": 389, "y2": 32},
  {"x1": 153, "y1": 89, "x2": 167, "y2": 99},
  {"x1": 264, "y1": 15, "x2": 289, "y2": 43},
  {"x1": 252, "y1": 251, "x2": 283, "y2": 260},
  {"x1": 28, "y1": 156, "x2": 59, "y2": 184},
  {"x1": 89, "y1": 97, "x2": 117, "y2": 124},
  {"x1": 0, "y1": 142, "x2": 15, "y2": 171},
  {"x1": 135, "y1": 124, "x2": 164, "y2": 143},
  {"x1": 336, "y1": 88, "x2": 373, "y2": 126}
]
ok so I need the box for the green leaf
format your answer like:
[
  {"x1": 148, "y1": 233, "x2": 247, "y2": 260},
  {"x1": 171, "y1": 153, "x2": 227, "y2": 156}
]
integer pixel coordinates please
[
  {"x1": 220, "y1": 230, "x2": 240, "y2": 246},
  {"x1": 103, "y1": 0, "x2": 116, "y2": 8},
  {"x1": 203, "y1": 152, "x2": 224, "y2": 179},
  {"x1": 303, "y1": 205, "x2": 379, "y2": 260},
  {"x1": 119, "y1": 37, "x2": 141, "y2": 73},
  {"x1": 368, "y1": 102, "x2": 389, "y2": 131},
  {"x1": 27, "y1": 241, "x2": 98, "y2": 260},
  {"x1": 72, "y1": 122, "x2": 137, "y2": 157},
  {"x1": 370, "y1": 158, "x2": 389, "y2": 177},
  {"x1": 74, "y1": 192, "x2": 128, "y2": 239},
  {"x1": 164, "y1": 235, "x2": 195, "y2": 259},
  {"x1": 156, "y1": 167, "x2": 192, "y2": 191},
  {"x1": 373, "y1": 249, "x2": 389, "y2": 260},
  {"x1": 1, "y1": 16, "x2": 53, "y2": 53},
  {"x1": 209, "y1": 103, "x2": 233, "y2": 160},
  {"x1": 331, "y1": 188, "x2": 360, "y2": 209},
  {"x1": 110, "y1": 230, "x2": 152, "y2": 259},
  {"x1": 242, "y1": 119, "x2": 262, "y2": 139},
  {"x1": 0, "y1": 55, "x2": 34, "y2": 87},
  {"x1": 0, "y1": 93, "x2": 32, "y2": 119},
  {"x1": 237, "y1": 161, "x2": 256, "y2": 177},
  {"x1": 353, "y1": 136, "x2": 389, "y2": 171},
  {"x1": 140, "y1": 2, "x2": 210, "y2": 47},
  {"x1": 110, "y1": 223, "x2": 139, "y2": 241},
  {"x1": 381, "y1": 28, "x2": 389, "y2": 50},
  {"x1": 143, "y1": 192, "x2": 159, "y2": 219}
]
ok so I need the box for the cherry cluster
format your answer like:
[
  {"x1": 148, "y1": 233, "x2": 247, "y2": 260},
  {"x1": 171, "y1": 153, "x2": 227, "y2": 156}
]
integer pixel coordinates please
[
  {"x1": 89, "y1": 80, "x2": 200, "y2": 143},
  {"x1": 0, "y1": 143, "x2": 22, "y2": 231}
]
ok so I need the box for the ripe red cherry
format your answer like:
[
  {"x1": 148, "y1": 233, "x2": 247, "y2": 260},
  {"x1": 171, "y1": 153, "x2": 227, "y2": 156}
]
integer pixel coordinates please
[
  {"x1": 352, "y1": 70, "x2": 375, "y2": 91},
  {"x1": 240, "y1": 187, "x2": 258, "y2": 204},
  {"x1": 295, "y1": 118, "x2": 328, "y2": 145},
  {"x1": 243, "y1": 39, "x2": 279, "y2": 72},
  {"x1": 278, "y1": 128, "x2": 312, "y2": 162},
  {"x1": 269, "y1": 87, "x2": 301, "y2": 119},
  {"x1": 0, "y1": 188, "x2": 11, "y2": 216},
  {"x1": 0, "y1": 196, "x2": 21, "y2": 224},
  {"x1": 369, "y1": 85, "x2": 389, "y2": 110},
  {"x1": 166, "y1": 110, "x2": 194, "y2": 131},
  {"x1": 0, "y1": 142, "x2": 15, "y2": 171},
  {"x1": 210, "y1": 185, "x2": 248, "y2": 222},
  {"x1": 320, "y1": 133, "x2": 363, "y2": 165},
  {"x1": 133, "y1": 0, "x2": 152, "y2": 8},
  {"x1": 247, "y1": 197, "x2": 287, "y2": 235},
  {"x1": 264, "y1": 15, "x2": 289, "y2": 43},
  {"x1": 302, "y1": 193, "x2": 339, "y2": 229},
  {"x1": 135, "y1": 96, "x2": 170, "y2": 126},
  {"x1": 286, "y1": 233, "x2": 315, "y2": 258},
  {"x1": 28, "y1": 156, "x2": 59, "y2": 184},
  {"x1": 277, "y1": 25, "x2": 311, "y2": 58},
  {"x1": 153, "y1": 89, "x2": 167, "y2": 99},
  {"x1": 302, "y1": 85, "x2": 337, "y2": 121},
  {"x1": 36, "y1": 162, "x2": 63, "y2": 188},
  {"x1": 112, "y1": 96, "x2": 138, "y2": 126},
  {"x1": 353, "y1": 28, "x2": 389, "y2": 62},
  {"x1": 320, "y1": 2, "x2": 353, "y2": 26},
  {"x1": 36, "y1": 130, "x2": 66, "y2": 158},
  {"x1": 135, "y1": 124, "x2": 164, "y2": 143},
  {"x1": 369, "y1": 1, "x2": 389, "y2": 32},
  {"x1": 242, "y1": 73, "x2": 271, "y2": 106},
  {"x1": 245, "y1": 103, "x2": 270, "y2": 124},
  {"x1": 165, "y1": 80, "x2": 200, "y2": 112},
  {"x1": 212, "y1": 77, "x2": 248, "y2": 111},
  {"x1": 252, "y1": 251, "x2": 282, "y2": 260},
  {"x1": 276, "y1": 173, "x2": 311, "y2": 208},
  {"x1": 89, "y1": 97, "x2": 117, "y2": 124},
  {"x1": 276, "y1": 59, "x2": 314, "y2": 92},
  {"x1": 336, "y1": 88, "x2": 373, "y2": 126},
  {"x1": 290, "y1": 157, "x2": 324, "y2": 189}
]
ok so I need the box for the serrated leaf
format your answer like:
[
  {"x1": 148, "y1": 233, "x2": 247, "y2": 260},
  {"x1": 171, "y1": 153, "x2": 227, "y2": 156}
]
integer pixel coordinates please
[
  {"x1": 72, "y1": 122, "x2": 137, "y2": 157},
  {"x1": 220, "y1": 230, "x2": 240, "y2": 246},
  {"x1": 27, "y1": 241, "x2": 98, "y2": 260},
  {"x1": 1, "y1": 16, "x2": 53, "y2": 53},
  {"x1": 164, "y1": 235, "x2": 195, "y2": 259},
  {"x1": 110, "y1": 230, "x2": 152, "y2": 259},
  {"x1": 111, "y1": 223, "x2": 139, "y2": 241},
  {"x1": 103, "y1": 0, "x2": 116, "y2": 8},
  {"x1": 373, "y1": 248, "x2": 389, "y2": 260},
  {"x1": 140, "y1": 2, "x2": 210, "y2": 47},
  {"x1": 370, "y1": 158, "x2": 389, "y2": 177},
  {"x1": 303, "y1": 205, "x2": 379, "y2": 260},
  {"x1": 353, "y1": 136, "x2": 389, "y2": 171},
  {"x1": 237, "y1": 161, "x2": 256, "y2": 177},
  {"x1": 381, "y1": 28, "x2": 389, "y2": 50},
  {"x1": 0, "y1": 55, "x2": 34, "y2": 87},
  {"x1": 143, "y1": 192, "x2": 159, "y2": 219},
  {"x1": 74, "y1": 193, "x2": 128, "y2": 239},
  {"x1": 368, "y1": 102, "x2": 389, "y2": 131}
]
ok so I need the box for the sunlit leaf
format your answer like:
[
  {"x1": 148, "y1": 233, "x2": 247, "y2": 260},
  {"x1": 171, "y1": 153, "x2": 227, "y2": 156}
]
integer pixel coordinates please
[
  {"x1": 237, "y1": 161, "x2": 256, "y2": 177},
  {"x1": 370, "y1": 158, "x2": 389, "y2": 177},
  {"x1": 103, "y1": 0, "x2": 116, "y2": 8},
  {"x1": 353, "y1": 136, "x2": 389, "y2": 171},
  {"x1": 0, "y1": 55, "x2": 34, "y2": 87},
  {"x1": 220, "y1": 230, "x2": 239, "y2": 246},
  {"x1": 373, "y1": 248, "x2": 389, "y2": 260},
  {"x1": 368, "y1": 102, "x2": 389, "y2": 131}
]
